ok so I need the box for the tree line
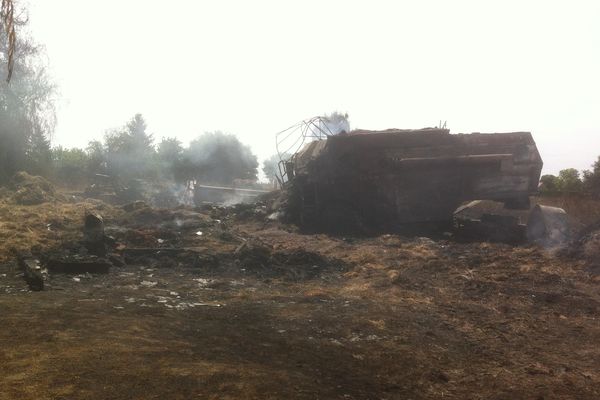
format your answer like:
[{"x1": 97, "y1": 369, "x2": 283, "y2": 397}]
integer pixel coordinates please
[
  {"x1": 3, "y1": 5, "x2": 599, "y2": 196},
  {"x1": 540, "y1": 160, "x2": 600, "y2": 197},
  {"x1": 0, "y1": 8, "x2": 279, "y2": 189},
  {"x1": 50, "y1": 114, "x2": 262, "y2": 189}
]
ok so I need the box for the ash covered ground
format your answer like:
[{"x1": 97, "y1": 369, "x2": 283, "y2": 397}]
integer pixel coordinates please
[{"x1": 1, "y1": 184, "x2": 600, "y2": 400}]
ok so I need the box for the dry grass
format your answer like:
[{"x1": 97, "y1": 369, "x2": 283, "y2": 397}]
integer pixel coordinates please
[
  {"x1": 0, "y1": 196, "x2": 122, "y2": 263},
  {"x1": 535, "y1": 195, "x2": 600, "y2": 228},
  {"x1": 1, "y1": 194, "x2": 600, "y2": 398}
]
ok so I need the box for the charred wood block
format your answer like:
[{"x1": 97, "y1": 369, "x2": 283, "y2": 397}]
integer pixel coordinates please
[
  {"x1": 82, "y1": 240, "x2": 108, "y2": 257},
  {"x1": 120, "y1": 248, "x2": 186, "y2": 257},
  {"x1": 108, "y1": 254, "x2": 126, "y2": 267},
  {"x1": 121, "y1": 248, "x2": 185, "y2": 265},
  {"x1": 84, "y1": 213, "x2": 105, "y2": 241},
  {"x1": 84, "y1": 213, "x2": 104, "y2": 232},
  {"x1": 46, "y1": 257, "x2": 111, "y2": 274},
  {"x1": 18, "y1": 258, "x2": 44, "y2": 291}
]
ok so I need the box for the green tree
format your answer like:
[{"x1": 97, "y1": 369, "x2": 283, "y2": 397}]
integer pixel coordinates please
[
  {"x1": 157, "y1": 137, "x2": 183, "y2": 164},
  {"x1": 0, "y1": 9, "x2": 55, "y2": 183},
  {"x1": 172, "y1": 158, "x2": 196, "y2": 186},
  {"x1": 26, "y1": 129, "x2": 52, "y2": 176},
  {"x1": 540, "y1": 174, "x2": 560, "y2": 193},
  {"x1": 183, "y1": 131, "x2": 258, "y2": 185},
  {"x1": 52, "y1": 146, "x2": 89, "y2": 186},
  {"x1": 126, "y1": 113, "x2": 154, "y2": 154},
  {"x1": 103, "y1": 114, "x2": 156, "y2": 180},
  {"x1": 156, "y1": 137, "x2": 184, "y2": 180},
  {"x1": 557, "y1": 168, "x2": 583, "y2": 193},
  {"x1": 85, "y1": 140, "x2": 107, "y2": 177},
  {"x1": 583, "y1": 156, "x2": 600, "y2": 197}
]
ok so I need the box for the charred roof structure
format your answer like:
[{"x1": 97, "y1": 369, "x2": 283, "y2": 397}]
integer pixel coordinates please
[{"x1": 279, "y1": 124, "x2": 543, "y2": 232}]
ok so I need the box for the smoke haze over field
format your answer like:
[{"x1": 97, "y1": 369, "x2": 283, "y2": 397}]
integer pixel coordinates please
[{"x1": 26, "y1": 0, "x2": 600, "y2": 175}]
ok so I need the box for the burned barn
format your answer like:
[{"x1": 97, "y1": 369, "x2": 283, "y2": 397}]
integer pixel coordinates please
[{"x1": 280, "y1": 127, "x2": 543, "y2": 232}]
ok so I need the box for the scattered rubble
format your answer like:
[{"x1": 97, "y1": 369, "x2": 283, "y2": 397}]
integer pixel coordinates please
[{"x1": 83, "y1": 174, "x2": 146, "y2": 204}]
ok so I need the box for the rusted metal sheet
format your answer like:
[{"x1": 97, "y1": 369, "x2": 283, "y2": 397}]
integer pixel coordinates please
[{"x1": 285, "y1": 128, "x2": 543, "y2": 230}]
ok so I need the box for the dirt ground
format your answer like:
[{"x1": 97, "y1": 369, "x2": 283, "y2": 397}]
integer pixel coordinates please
[{"x1": 1, "y1": 194, "x2": 600, "y2": 399}]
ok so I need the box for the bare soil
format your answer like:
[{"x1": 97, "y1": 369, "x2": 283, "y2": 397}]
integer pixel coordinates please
[{"x1": 1, "y1": 196, "x2": 600, "y2": 399}]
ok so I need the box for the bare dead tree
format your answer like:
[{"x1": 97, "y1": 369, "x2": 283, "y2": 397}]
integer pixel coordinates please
[{"x1": 1, "y1": 0, "x2": 15, "y2": 82}]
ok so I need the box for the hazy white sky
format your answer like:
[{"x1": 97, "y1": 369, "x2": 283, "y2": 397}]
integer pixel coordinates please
[{"x1": 26, "y1": 0, "x2": 599, "y2": 174}]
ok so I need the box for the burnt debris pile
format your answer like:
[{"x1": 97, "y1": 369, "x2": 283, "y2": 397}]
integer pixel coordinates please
[
  {"x1": 268, "y1": 125, "x2": 578, "y2": 245},
  {"x1": 275, "y1": 127, "x2": 544, "y2": 235}
]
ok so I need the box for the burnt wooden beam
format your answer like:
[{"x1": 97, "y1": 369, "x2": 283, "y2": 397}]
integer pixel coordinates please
[{"x1": 46, "y1": 257, "x2": 111, "y2": 274}]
